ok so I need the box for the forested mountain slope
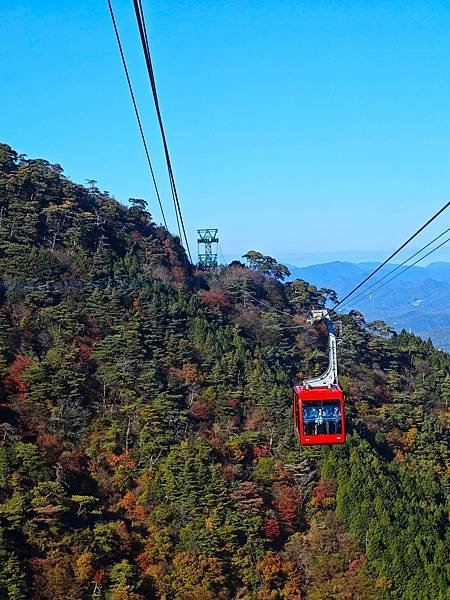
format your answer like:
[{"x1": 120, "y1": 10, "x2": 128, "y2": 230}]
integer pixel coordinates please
[{"x1": 0, "y1": 144, "x2": 449, "y2": 600}]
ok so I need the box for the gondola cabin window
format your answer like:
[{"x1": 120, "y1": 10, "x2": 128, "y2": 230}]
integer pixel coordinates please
[{"x1": 302, "y1": 400, "x2": 342, "y2": 435}]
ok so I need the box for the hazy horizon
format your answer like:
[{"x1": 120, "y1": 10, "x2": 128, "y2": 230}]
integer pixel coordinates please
[{"x1": 219, "y1": 250, "x2": 450, "y2": 269}]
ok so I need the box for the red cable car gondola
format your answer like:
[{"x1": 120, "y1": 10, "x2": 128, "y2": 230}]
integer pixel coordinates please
[{"x1": 293, "y1": 310, "x2": 346, "y2": 445}]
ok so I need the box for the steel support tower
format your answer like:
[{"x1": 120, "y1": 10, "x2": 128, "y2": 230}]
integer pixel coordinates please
[{"x1": 197, "y1": 229, "x2": 219, "y2": 270}]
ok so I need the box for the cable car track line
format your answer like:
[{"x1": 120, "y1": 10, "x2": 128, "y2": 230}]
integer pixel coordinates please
[
  {"x1": 132, "y1": 0, "x2": 192, "y2": 263},
  {"x1": 341, "y1": 226, "x2": 450, "y2": 309},
  {"x1": 107, "y1": 0, "x2": 168, "y2": 229},
  {"x1": 344, "y1": 235, "x2": 450, "y2": 308},
  {"x1": 238, "y1": 230, "x2": 449, "y2": 331},
  {"x1": 329, "y1": 201, "x2": 450, "y2": 313},
  {"x1": 254, "y1": 231, "x2": 449, "y2": 330}
]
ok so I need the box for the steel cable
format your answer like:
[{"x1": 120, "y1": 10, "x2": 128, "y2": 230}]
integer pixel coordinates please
[
  {"x1": 132, "y1": 0, "x2": 193, "y2": 262},
  {"x1": 329, "y1": 201, "x2": 450, "y2": 313},
  {"x1": 107, "y1": 0, "x2": 168, "y2": 228}
]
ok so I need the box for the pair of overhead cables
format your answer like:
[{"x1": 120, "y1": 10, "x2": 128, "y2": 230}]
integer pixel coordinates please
[
  {"x1": 237, "y1": 201, "x2": 450, "y2": 331},
  {"x1": 340, "y1": 228, "x2": 450, "y2": 311},
  {"x1": 106, "y1": 0, "x2": 167, "y2": 230},
  {"x1": 131, "y1": 0, "x2": 192, "y2": 262},
  {"x1": 327, "y1": 201, "x2": 450, "y2": 314},
  {"x1": 107, "y1": 0, "x2": 192, "y2": 263}
]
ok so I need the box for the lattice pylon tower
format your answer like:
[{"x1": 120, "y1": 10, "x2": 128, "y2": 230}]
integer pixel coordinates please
[{"x1": 197, "y1": 229, "x2": 219, "y2": 270}]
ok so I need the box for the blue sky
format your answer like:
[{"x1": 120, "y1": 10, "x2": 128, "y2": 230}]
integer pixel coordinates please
[{"x1": 1, "y1": 0, "x2": 450, "y2": 265}]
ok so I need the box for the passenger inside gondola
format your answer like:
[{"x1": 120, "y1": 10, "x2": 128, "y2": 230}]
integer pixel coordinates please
[
  {"x1": 303, "y1": 400, "x2": 342, "y2": 435},
  {"x1": 302, "y1": 405, "x2": 315, "y2": 434},
  {"x1": 332, "y1": 405, "x2": 341, "y2": 433}
]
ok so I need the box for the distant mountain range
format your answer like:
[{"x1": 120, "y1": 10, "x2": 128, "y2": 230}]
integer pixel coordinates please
[{"x1": 287, "y1": 261, "x2": 450, "y2": 351}]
